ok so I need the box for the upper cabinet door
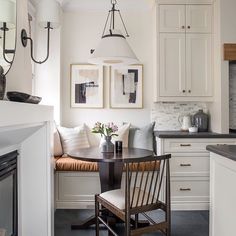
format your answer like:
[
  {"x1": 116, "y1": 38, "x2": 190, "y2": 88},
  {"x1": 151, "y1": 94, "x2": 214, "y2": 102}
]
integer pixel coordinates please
[
  {"x1": 186, "y1": 34, "x2": 212, "y2": 97},
  {"x1": 160, "y1": 33, "x2": 186, "y2": 97},
  {"x1": 159, "y1": 5, "x2": 185, "y2": 33},
  {"x1": 186, "y1": 5, "x2": 212, "y2": 33}
]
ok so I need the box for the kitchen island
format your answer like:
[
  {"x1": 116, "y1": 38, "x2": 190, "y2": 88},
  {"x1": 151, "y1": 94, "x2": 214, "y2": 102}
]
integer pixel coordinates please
[{"x1": 206, "y1": 145, "x2": 236, "y2": 236}]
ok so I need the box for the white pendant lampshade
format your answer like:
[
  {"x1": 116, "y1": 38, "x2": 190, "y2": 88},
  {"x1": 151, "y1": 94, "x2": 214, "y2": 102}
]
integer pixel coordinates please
[
  {"x1": 0, "y1": 0, "x2": 16, "y2": 29},
  {"x1": 88, "y1": 30, "x2": 139, "y2": 66},
  {"x1": 88, "y1": 0, "x2": 139, "y2": 66},
  {"x1": 37, "y1": 0, "x2": 60, "y2": 29}
]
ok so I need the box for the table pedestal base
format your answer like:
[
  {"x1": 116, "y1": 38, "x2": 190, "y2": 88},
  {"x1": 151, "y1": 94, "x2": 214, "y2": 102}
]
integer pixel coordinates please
[{"x1": 70, "y1": 162, "x2": 149, "y2": 231}]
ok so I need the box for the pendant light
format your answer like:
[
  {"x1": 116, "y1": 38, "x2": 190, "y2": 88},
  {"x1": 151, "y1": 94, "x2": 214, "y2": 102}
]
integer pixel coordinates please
[{"x1": 88, "y1": 0, "x2": 139, "y2": 66}]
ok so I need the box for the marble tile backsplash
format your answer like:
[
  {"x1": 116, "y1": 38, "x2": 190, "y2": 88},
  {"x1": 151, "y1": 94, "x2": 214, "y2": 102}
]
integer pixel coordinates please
[
  {"x1": 151, "y1": 102, "x2": 208, "y2": 131},
  {"x1": 229, "y1": 62, "x2": 236, "y2": 129}
]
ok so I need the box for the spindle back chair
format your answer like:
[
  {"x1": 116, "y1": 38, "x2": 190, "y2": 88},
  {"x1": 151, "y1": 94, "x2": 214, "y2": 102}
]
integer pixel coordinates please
[{"x1": 95, "y1": 154, "x2": 171, "y2": 236}]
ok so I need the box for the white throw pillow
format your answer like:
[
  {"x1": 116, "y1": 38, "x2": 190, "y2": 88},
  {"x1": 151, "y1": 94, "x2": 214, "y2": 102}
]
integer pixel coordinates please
[
  {"x1": 57, "y1": 124, "x2": 90, "y2": 155},
  {"x1": 100, "y1": 123, "x2": 130, "y2": 148},
  {"x1": 54, "y1": 128, "x2": 63, "y2": 156},
  {"x1": 85, "y1": 124, "x2": 101, "y2": 147}
]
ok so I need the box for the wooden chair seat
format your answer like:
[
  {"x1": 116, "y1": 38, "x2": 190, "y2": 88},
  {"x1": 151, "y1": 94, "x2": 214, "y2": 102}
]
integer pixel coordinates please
[{"x1": 99, "y1": 187, "x2": 156, "y2": 210}]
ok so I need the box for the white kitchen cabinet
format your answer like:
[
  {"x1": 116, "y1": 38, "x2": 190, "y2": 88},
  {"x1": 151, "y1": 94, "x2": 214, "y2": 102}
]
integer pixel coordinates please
[
  {"x1": 186, "y1": 34, "x2": 212, "y2": 96},
  {"x1": 156, "y1": 3, "x2": 213, "y2": 101},
  {"x1": 186, "y1": 5, "x2": 212, "y2": 33},
  {"x1": 210, "y1": 152, "x2": 236, "y2": 236},
  {"x1": 159, "y1": 33, "x2": 212, "y2": 97},
  {"x1": 160, "y1": 4, "x2": 212, "y2": 33},
  {"x1": 157, "y1": 138, "x2": 236, "y2": 210},
  {"x1": 160, "y1": 33, "x2": 186, "y2": 96},
  {"x1": 160, "y1": 5, "x2": 185, "y2": 33}
]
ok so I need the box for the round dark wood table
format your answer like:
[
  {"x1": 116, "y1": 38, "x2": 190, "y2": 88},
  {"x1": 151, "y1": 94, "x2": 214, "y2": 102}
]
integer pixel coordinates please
[{"x1": 68, "y1": 147, "x2": 154, "y2": 230}]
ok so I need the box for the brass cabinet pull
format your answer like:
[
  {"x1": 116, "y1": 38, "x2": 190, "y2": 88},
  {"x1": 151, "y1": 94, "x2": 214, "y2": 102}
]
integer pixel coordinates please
[
  {"x1": 182, "y1": 25, "x2": 185, "y2": 29},
  {"x1": 180, "y1": 188, "x2": 191, "y2": 191},
  {"x1": 180, "y1": 144, "x2": 191, "y2": 147},
  {"x1": 180, "y1": 164, "x2": 191, "y2": 167},
  {"x1": 187, "y1": 26, "x2": 191, "y2": 29}
]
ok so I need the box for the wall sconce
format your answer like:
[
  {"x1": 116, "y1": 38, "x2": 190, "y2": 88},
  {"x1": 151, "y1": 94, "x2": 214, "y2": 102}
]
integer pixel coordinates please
[
  {"x1": 21, "y1": 0, "x2": 60, "y2": 64},
  {"x1": 0, "y1": 0, "x2": 16, "y2": 64}
]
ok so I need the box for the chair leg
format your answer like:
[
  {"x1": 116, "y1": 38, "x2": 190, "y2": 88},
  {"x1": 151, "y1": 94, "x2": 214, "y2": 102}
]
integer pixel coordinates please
[
  {"x1": 125, "y1": 213, "x2": 130, "y2": 236},
  {"x1": 166, "y1": 211, "x2": 171, "y2": 236},
  {"x1": 95, "y1": 194, "x2": 100, "y2": 236},
  {"x1": 135, "y1": 214, "x2": 138, "y2": 229}
]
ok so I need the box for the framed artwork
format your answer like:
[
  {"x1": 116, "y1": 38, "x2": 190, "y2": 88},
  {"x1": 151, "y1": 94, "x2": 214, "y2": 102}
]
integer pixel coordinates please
[
  {"x1": 71, "y1": 64, "x2": 103, "y2": 108},
  {"x1": 110, "y1": 65, "x2": 143, "y2": 108}
]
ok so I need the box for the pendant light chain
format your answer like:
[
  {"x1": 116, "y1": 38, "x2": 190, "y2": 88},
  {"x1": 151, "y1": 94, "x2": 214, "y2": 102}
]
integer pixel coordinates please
[
  {"x1": 101, "y1": 0, "x2": 130, "y2": 38},
  {"x1": 118, "y1": 10, "x2": 129, "y2": 37}
]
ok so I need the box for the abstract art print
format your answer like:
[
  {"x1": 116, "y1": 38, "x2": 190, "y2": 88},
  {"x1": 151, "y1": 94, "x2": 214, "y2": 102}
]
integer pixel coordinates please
[
  {"x1": 110, "y1": 65, "x2": 143, "y2": 108},
  {"x1": 71, "y1": 64, "x2": 103, "y2": 108}
]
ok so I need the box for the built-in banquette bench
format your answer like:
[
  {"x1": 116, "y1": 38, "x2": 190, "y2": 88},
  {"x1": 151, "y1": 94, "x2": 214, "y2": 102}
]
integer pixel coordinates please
[{"x1": 54, "y1": 123, "x2": 156, "y2": 209}]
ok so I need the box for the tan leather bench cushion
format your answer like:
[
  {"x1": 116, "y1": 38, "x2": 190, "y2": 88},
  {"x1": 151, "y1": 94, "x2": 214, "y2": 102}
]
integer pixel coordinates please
[
  {"x1": 55, "y1": 156, "x2": 160, "y2": 172},
  {"x1": 55, "y1": 156, "x2": 98, "y2": 171}
]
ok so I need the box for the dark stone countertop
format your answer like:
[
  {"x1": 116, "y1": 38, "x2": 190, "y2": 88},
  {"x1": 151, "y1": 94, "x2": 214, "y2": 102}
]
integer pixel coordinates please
[
  {"x1": 206, "y1": 145, "x2": 236, "y2": 162},
  {"x1": 154, "y1": 131, "x2": 236, "y2": 139}
]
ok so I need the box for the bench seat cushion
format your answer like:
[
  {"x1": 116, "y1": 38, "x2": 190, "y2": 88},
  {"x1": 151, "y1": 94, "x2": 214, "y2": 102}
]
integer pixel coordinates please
[
  {"x1": 55, "y1": 156, "x2": 160, "y2": 172},
  {"x1": 55, "y1": 156, "x2": 98, "y2": 171}
]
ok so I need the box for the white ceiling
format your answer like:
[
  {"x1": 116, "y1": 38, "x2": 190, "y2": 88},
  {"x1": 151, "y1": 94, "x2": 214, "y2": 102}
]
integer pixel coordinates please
[{"x1": 30, "y1": 0, "x2": 155, "y2": 12}]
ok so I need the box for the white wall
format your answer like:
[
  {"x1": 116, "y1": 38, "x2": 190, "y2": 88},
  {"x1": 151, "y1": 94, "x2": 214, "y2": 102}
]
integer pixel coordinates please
[
  {"x1": 34, "y1": 23, "x2": 61, "y2": 124},
  {"x1": 6, "y1": 0, "x2": 32, "y2": 94},
  {"x1": 61, "y1": 9, "x2": 154, "y2": 127}
]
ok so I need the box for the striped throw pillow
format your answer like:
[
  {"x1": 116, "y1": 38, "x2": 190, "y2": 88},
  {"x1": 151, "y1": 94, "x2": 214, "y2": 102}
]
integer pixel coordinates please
[{"x1": 58, "y1": 124, "x2": 90, "y2": 155}]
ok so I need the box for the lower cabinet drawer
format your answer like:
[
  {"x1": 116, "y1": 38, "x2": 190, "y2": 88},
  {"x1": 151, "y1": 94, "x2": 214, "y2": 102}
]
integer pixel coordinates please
[
  {"x1": 170, "y1": 153, "x2": 209, "y2": 177},
  {"x1": 171, "y1": 177, "x2": 209, "y2": 199},
  {"x1": 164, "y1": 139, "x2": 236, "y2": 153}
]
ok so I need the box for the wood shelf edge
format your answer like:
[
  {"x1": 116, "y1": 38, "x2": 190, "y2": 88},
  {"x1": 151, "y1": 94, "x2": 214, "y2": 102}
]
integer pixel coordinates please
[{"x1": 224, "y1": 44, "x2": 236, "y2": 61}]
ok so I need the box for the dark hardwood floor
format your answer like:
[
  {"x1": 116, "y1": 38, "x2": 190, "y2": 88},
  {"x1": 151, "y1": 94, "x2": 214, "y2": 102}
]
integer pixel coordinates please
[{"x1": 55, "y1": 209, "x2": 209, "y2": 236}]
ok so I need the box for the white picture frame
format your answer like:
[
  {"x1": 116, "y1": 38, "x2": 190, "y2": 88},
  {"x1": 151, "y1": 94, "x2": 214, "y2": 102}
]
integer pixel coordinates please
[
  {"x1": 71, "y1": 64, "x2": 104, "y2": 108},
  {"x1": 110, "y1": 65, "x2": 143, "y2": 108}
]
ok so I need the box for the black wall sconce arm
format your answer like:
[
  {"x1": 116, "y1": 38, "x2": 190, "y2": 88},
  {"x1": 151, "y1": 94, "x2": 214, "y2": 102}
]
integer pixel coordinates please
[
  {"x1": 21, "y1": 22, "x2": 52, "y2": 64},
  {"x1": 0, "y1": 22, "x2": 15, "y2": 64}
]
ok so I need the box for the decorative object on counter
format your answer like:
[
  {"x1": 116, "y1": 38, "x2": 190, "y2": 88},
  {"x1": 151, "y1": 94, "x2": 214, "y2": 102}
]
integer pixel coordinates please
[
  {"x1": 193, "y1": 109, "x2": 208, "y2": 132},
  {"x1": 178, "y1": 114, "x2": 192, "y2": 132},
  {"x1": 6, "y1": 91, "x2": 42, "y2": 104},
  {"x1": 0, "y1": 66, "x2": 6, "y2": 100},
  {"x1": 115, "y1": 140, "x2": 122, "y2": 153},
  {"x1": 92, "y1": 122, "x2": 118, "y2": 153},
  {"x1": 188, "y1": 126, "x2": 198, "y2": 133}
]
